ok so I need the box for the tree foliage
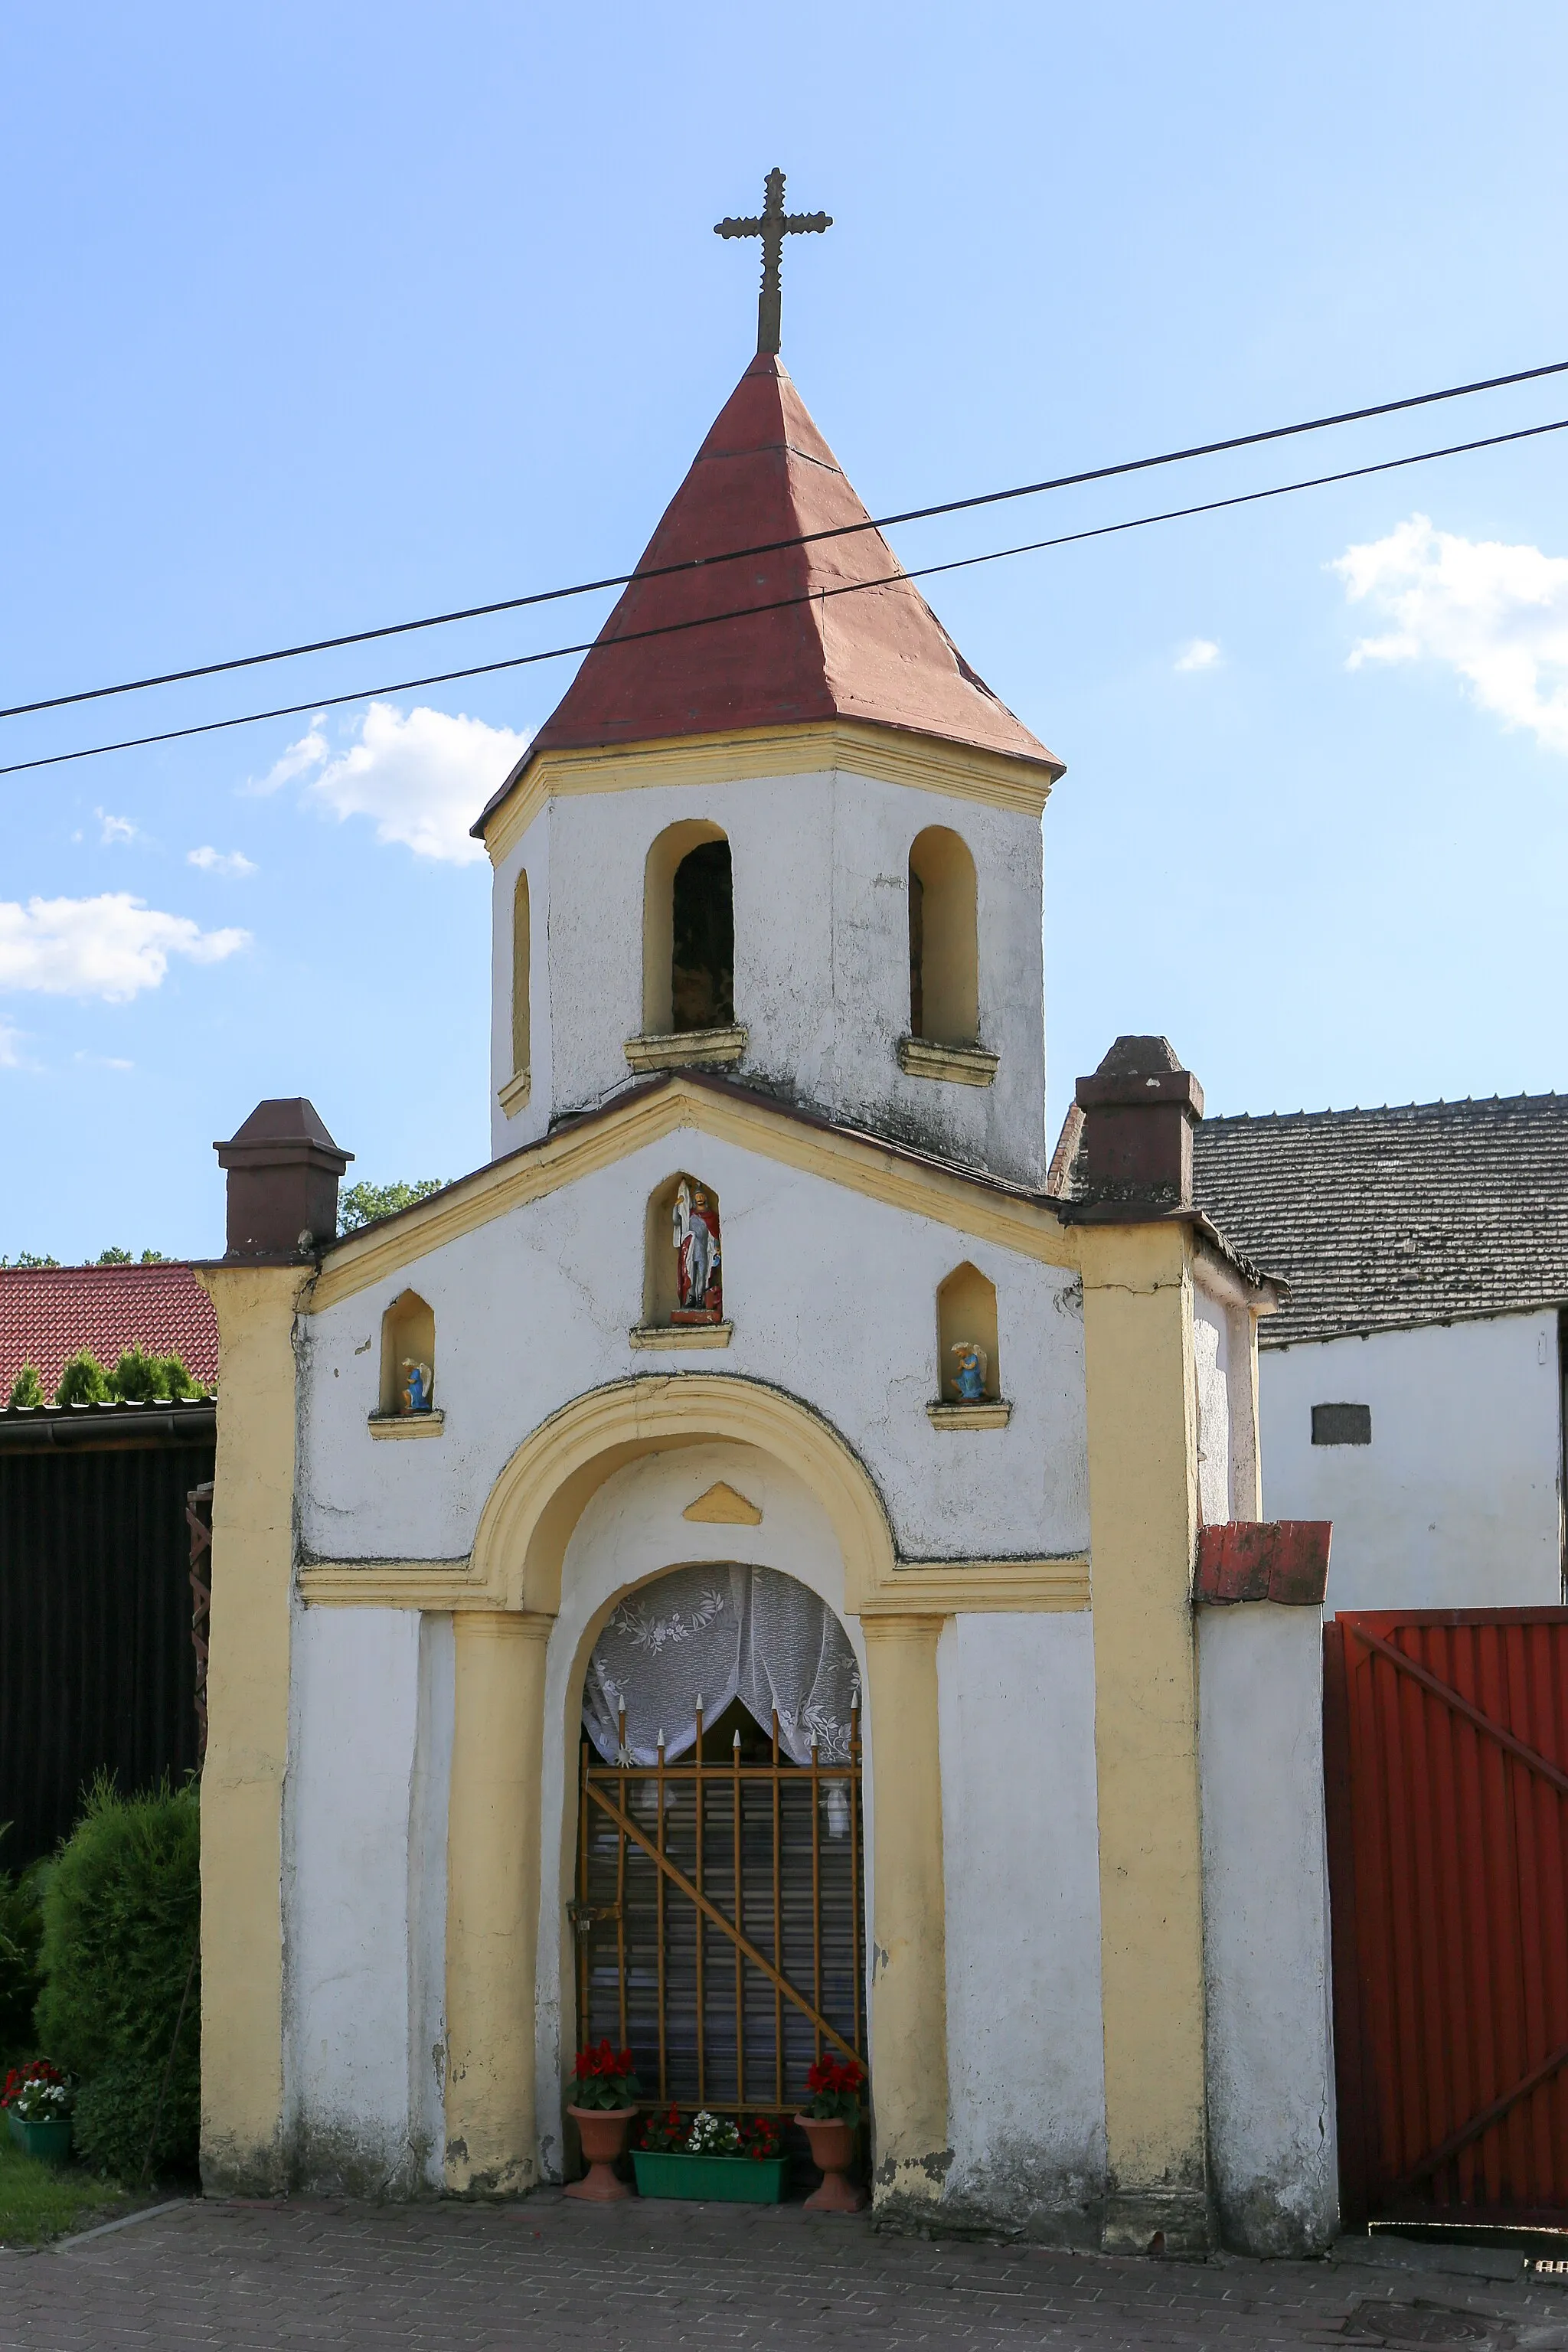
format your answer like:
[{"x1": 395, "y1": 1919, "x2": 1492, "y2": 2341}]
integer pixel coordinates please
[
  {"x1": 106, "y1": 1351, "x2": 204, "y2": 1403},
  {"x1": 54, "y1": 1352, "x2": 112, "y2": 1407},
  {"x1": 338, "y1": 1178, "x2": 444, "y2": 1233},
  {"x1": 35, "y1": 1779, "x2": 200, "y2": 2181},
  {"x1": 7, "y1": 1365, "x2": 45, "y2": 1410}
]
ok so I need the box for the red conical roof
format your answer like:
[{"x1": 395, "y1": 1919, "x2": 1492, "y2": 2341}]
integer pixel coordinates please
[{"x1": 483, "y1": 354, "x2": 1060, "y2": 822}]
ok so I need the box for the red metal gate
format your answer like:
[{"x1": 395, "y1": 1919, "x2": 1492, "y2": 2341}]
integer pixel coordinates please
[{"x1": 1326, "y1": 1609, "x2": 1568, "y2": 2226}]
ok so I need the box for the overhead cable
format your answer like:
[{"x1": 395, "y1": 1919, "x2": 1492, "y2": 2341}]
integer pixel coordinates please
[
  {"x1": 1, "y1": 410, "x2": 1562, "y2": 783},
  {"x1": 2, "y1": 354, "x2": 1566, "y2": 724}
]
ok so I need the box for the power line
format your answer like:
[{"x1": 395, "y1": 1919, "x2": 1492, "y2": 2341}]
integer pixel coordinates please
[
  {"x1": 2, "y1": 354, "x2": 1566, "y2": 725},
  {"x1": 2, "y1": 410, "x2": 1560, "y2": 785}
]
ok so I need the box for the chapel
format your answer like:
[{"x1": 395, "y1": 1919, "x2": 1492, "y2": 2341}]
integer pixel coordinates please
[{"x1": 197, "y1": 248, "x2": 1338, "y2": 2252}]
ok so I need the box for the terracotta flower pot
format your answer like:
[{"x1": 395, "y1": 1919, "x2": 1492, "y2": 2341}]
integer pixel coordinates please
[
  {"x1": 795, "y1": 2112, "x2": 867, "y2": 2213},
  {"x1": 565, "y1": 2102, "x2": 635, "y2": 2200}
]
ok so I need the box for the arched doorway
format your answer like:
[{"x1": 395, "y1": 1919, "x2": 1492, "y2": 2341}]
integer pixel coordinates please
[{"x1": 571, "y1": 1562, "x2": 866, "y2": 2121}]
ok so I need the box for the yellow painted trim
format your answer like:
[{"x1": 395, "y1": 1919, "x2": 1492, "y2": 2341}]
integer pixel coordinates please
[
  {"x1": 897, "y1": 1037, "x2": 998, "y2": 1089},
  {"x1": 627, "y1": 1321, "x2": 733, "y2": 1351},
  {"x1": 308, "y1": 1076, "x2": 1077, "y2": 1313},
  {"x1": 194, "y1": 1263, "x2": 311, "y2": 2194},
  {"x1": 925, "y1": 1400, "x2": 1011, "y2": 1430},
  {"x1": 683, "y1": 1480, "x2": 762, "y2": 1524},
  {"x1": 368, "y1": 1410, "x2": 445, "y2": 1439},
  {"x1": 482, "y1": 720, "x2": 1058, "y2": 865},
  {"x1": 861, "y1": 1615, "x2": 948, "y2": 2208},
  {"x1": 623, "y1": 1025, "x2": 747, "y2": 1073},
  {"x1": 1079, "y1": 1221, "x2": 1210, "y2": 2254},
  {"x1": 497, "y1": 1069, "x2": 531, "y2": 1119},
  {"x1": 445, "y1": 1610, "x2": 553, "y2": 2194}
]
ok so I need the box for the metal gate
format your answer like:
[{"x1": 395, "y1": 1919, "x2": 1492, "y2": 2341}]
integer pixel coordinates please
[
  {"x1": 1325, "y1": 1609, "x2": 1568, "y2": 2226},
  {"x1": 573, "y1": 1704, "x2": 865, "y2": 2115}
]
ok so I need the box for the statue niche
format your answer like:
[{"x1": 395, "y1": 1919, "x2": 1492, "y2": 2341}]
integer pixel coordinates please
[{"x1": 644, "y1": 1172, "x2": 724, "y2": 1329}]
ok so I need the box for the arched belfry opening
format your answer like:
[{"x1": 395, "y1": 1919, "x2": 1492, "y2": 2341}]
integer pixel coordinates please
[
  {"x1": 907, "y1": 825, "x2": 978, "y2": 1046},
  {"x1": 643, "y1": 821, "x2": 734, "y2": 1037},
  {"x1": 573, "y1": 1563, "x2": 865, "y2": 2125}
]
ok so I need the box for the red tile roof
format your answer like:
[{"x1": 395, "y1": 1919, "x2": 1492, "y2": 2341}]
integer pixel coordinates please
[
  {"x1": 478, "y1": 352, "x2": 1061, "y2": 832},
  {"x1": 0, "y1": 1265, "x2": 219, "y2": 1400}
]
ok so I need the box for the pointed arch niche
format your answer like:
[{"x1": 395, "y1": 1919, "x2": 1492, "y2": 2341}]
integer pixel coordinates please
[
  {"x1": 629, "y1": 1171, "x2": 731, "y2": 1351},
  {"x1": 626, "y1": 822, "x2": 746, "y2": 1073},
  {"x1": 369, "y1": 1289, "x2": 443, "y2": 1436},
  {"x1": 499, "y1": 868, "x2": 531, "y2": 1119},
  {"x1": 899, "y1": 826, "x2": 997, "y2": 1089},
  {"x1": 928, "y1": 1262, "x2": 1010, "y2": 1429}
]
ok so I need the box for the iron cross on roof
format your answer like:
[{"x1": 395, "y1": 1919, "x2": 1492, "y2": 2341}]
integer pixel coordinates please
[{"x1": 714, "y1": 168, "x2": 832, "y2": 356}]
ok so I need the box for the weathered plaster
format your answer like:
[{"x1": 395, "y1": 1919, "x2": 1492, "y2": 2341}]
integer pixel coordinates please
[
  {"x1": 488, "y1": 763, "x2": 1048, "y2": 1187},
  {"x1": 1259, "y1": 1310, "x2": 1563, "y2": 1612},
  {"x1": 938, "y1": 1612, "x2": 1106, "y2": 2241},
  {"x1": 1198, "y1": 1603, "x2": 1337, "y2": 2255}
]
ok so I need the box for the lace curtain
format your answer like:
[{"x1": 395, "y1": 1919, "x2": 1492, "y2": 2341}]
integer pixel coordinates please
[{"x1": 582, "y1": 1563, "x2": 861, "y2": 1768}]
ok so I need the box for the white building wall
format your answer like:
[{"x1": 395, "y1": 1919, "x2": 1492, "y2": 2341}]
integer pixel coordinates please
[
  {"x1": 488, "y1": 763, "x2": 1048, "y2": 1187},
  {"x1": 1197, "y1": 1602, "x2": 1337, "y2": 2255},
  {"x1": 296, "y1": 1125, "x2": 1089, "y2": 1572},
  {"x1": 938, "y1": 1612, "x2": 1106, "y2": 2241},
  {"x1": 1259, "y1": 1310, "x2": 1563, "y2": 1614},
  {"x1": 285, "y1": 1606, "x2": 452, "y2": 2192}
]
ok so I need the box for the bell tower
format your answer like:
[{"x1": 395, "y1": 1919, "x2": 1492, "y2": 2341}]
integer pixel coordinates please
[{"x1": 475, "y1": 348, "x2": 1064, "y2": 1190}]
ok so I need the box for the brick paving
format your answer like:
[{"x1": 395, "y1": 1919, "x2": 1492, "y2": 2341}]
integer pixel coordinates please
[{"x1": 7, "y1": 2192, "x2": 1568, "y2": 2352}]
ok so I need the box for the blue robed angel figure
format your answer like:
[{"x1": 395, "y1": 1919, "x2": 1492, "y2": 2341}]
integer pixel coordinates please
[{"x1": 401, "y1": 1358, "x2": 433, "y2": 1414}]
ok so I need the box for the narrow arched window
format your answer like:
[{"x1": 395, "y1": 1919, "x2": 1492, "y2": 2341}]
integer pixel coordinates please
[
  {"x1": 642, "y1": 821, "x2": 733, "y2": 1036},
  {"x1": 378, "y1": 1290, "x2": 436, "y2": 1417},
  {"x1": 936, "y1": 1262, "x2": 1001, "y2": 1404},
  {"x1": 908, "y1": 827, "x2": 978, "y2": 1045},
  {"x1": 510, "y1": 869, "x2": 531, "y2": 1083}
]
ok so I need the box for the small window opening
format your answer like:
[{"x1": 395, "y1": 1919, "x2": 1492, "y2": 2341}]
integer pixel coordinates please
[
  {"x1": 671, "y1": 841, "x2": 733, "y2": 1031},
  {"x1": 936, "y1": 1262, "x2": 1001, "y2": 1403},
  {"x1": 1312, "y1": 1403, "x2": 1370, "y2": 1446},
  {"x1": 510, "y1": 869, "x2": 531, "y2": 1081},
  {"x1": 642, "y1": 821, "x2": 733, "y2": 1035},
  {"x1": 645, "y1": 1173, "x2": 724, "y2": 1326},
  {"x1": 379, "y1": 1290, "x2": 436, "y2": 1416},
  {"x1": 908, "y1": 826, "x2": 978, "y2": 1045}
]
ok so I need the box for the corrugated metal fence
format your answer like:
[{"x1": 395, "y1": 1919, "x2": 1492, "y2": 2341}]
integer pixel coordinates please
[
  {"x1": 1326, "y1": 1607, "x2": 1568, "y2": 2227},
  {"x1": 0, "y1": 1403, "x2": 214, "y2": 1868}
]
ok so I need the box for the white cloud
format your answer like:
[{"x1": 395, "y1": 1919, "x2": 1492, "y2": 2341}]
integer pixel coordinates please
[
  {"x1": 96, "y1": 808, "x2": 139, "y2": 845},
  {"x1": 0, "y1": 894, "x2": 250, "y2": 1003},
  {"x1": 187, "y1": 844, "x2": 258, "y2": 878},
  {"x1": 244, "y1": 716, "x2": 329, "y2": 796},
  {"x1": 251, "y1": 701, "x2": 530, "y2": 864},
  {"x1": 1174, "y1": 638, "x2": 1221, "y2": 673},
  {"x1": 1334, "y1": 513, "x2": 1568, "y2": 756}
]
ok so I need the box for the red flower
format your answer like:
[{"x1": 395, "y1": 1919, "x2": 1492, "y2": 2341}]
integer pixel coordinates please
[{"x1": 805, "y1": 2056, "x2": 864, "y2": 2097}]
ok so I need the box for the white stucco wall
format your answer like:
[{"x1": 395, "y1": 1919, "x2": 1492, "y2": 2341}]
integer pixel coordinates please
[
  {"x1": 1197, "y1": 1602, "x2": 1336, "y2": 2256},
  {"x1": 1259, "y1": 1310, "x2": 1563, "y2": 1614},
  {"x1": 284, "y1": 1606, "x2": 452, "y2": 2191},
  {"x1": 296, "y1": 1124, "x2": 1089, "y2": 1573},
  {"x1": 488, "y1": 763, "x2": 1049, "y2": 1187},
  {"x1": 938, "y1": 1612, "x2": 1106, "y2": 2240},
  {"x1": 531, "y1": 1440, "x2": 867, "y2": 2181}
]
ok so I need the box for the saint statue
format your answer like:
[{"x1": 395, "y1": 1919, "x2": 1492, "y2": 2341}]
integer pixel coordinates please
[
  {"x1": 949, "y1": 1340, "x2": 988, "y2": 1403},
  {"x1": 671, "y1": 1178, "x2": 723, "y2": 1322},
  {"x1": 401, "y1": 1357, "x2": 434, "y2": 1413}
]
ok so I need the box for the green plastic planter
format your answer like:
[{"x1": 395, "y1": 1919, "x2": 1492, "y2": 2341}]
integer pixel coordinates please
[
  {"x1": 6, "y1": 2111, "x2": 74, "y2": 2164},
  {"x1": 630, "y1": 2150, "x2": 788, "y2": 2203}
]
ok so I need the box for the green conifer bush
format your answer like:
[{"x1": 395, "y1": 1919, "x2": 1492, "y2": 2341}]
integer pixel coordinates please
[
  {"x1": 106, "y1": 1350, "x2": 204, "y2": 1403},
  {"x1": 6, "y1": 1364, "x2": 45, "y2": 1409},
  {"x1": 0, "y1": 1830, "x2": 45, "y2": 2061},
  {"x1": 35, "y1": 1779, "x2": 200, "y2": 2180},
  {"x1": 53, "y1": 1352, "x2": 112, "y2": 1407}
]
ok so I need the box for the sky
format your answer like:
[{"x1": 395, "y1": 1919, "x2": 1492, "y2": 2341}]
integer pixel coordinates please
[{"x1": 3, "y1": 2, "x2": 1567, "y2": 1260}]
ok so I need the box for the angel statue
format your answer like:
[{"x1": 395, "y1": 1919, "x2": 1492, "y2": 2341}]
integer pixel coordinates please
[
  {"x1": 671, "y1": 1178, "x2": 722, "y2": 1321},
  {"x1": 401, "y1": 1357, "x2": 434, "y2": 1414},
  {"x1": 949, "y1": 1340, "x2": 988, "y2": 1403}
]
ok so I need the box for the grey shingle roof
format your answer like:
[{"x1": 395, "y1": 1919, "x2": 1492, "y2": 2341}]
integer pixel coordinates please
[{"x1": 1191, "y1": 1093, "x2": 1568, "y2": 1347}]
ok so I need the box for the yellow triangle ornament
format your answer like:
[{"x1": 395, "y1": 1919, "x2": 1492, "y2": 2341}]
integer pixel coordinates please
[{"x1": 682, "y1": 1481, "x2": 763, "y2": 1526}]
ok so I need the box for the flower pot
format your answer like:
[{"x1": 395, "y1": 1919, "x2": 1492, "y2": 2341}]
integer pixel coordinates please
[
  {"x1": 630, "y1": 2150, "x2": 789, "y2": 2203},
  {"x1": 6, "y1": 2111, "x2": 74, "y2": 2165},
  {"x1": 795, "y1": 2113, "x2": 867, "y2": 2213},
  {"x1": 565, "y1": 2102, "x2": 634, "y2": 2201}
]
